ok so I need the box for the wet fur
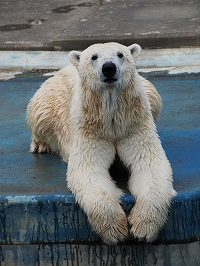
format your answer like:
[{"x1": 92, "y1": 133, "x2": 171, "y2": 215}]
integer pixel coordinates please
[{"x1": 27, "y1": 42, "x2": 176, "y2": 245}]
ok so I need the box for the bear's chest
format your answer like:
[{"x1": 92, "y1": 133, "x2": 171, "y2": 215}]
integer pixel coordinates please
[
  {"x1": 100, "y1": 91, "x2": 140, "y2": 139},
  {"x1": 101, "y1": 111, "x2": 134, "y2": 140},
  {"x1": 80, "y1": 88, "x2": 143, "y2": 140}
]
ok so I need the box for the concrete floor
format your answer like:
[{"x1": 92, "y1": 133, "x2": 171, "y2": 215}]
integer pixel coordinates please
[
  {"x1": 0, "y1": 0, "x2": 200, "y2": 50},
  {"x1": 1, "y1": 71, "x2": 200, "y2": 198}
]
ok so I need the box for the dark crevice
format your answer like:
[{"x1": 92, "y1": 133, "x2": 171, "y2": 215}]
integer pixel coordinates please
[{"x1": 109, "y1": 154, "x2": 130, "y2": 193}]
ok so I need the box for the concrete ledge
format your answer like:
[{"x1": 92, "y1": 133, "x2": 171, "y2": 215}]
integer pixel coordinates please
[
  {"x1": 51, "y1": 33, "x2": 200, "y2": 51},
  {"x1": 0, "y1": 48, "x2": 200, "y2": 74},
  {"x1": 0, "y1": 193, "x2": 200, "y2": 245}
]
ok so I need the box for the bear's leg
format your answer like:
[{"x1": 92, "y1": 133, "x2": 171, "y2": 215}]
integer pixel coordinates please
[
  {"x1": 117, "y1": 131, "x2": 176, "y2": 243},
  {"x1": 67, "y1": 137, "x2": 128, "y2": 245}
]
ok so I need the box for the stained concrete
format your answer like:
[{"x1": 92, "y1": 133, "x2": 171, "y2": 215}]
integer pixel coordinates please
[
  {"x1": 0, "y1": 0, "x2": 200, "y2": 50},
  {"x1": 1, "y1": 70, "x2": 200, "y2": 201}
]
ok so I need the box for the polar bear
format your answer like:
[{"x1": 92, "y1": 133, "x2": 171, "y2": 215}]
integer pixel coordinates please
[{"x1": 27, "y1": 42, "x2": 176, "y2": 245}]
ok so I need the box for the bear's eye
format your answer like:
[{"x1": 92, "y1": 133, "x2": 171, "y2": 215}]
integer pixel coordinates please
[
  {"x1": 117, "y1": 52, "x2": 123, "y2": 59},
  {"x1": 91, "y1": 55, "x2": 98, "y2": 61}
]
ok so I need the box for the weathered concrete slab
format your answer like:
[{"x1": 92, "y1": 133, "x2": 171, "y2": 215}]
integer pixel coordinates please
[{"x1": 0, "y1": 0, "x2": 200, "y2": 50}]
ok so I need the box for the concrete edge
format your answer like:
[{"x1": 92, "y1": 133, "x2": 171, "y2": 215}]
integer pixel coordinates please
[
  {"x1": 0, "y1": 192, "x2": 200, "y2": 245},
  {"x1": 0, "y1": 47, "x2": 200, "y2": 76},
  {"x1": 1, "y1": 189, "x2": 200, "y2": 205},
  {"x1": 0, "y1": 194, "x2": 75, "y2": 204},
  {"x1": 0, "y1": 32, "x2": 199, "y2": 51},
  {"x1": 51, "y1": 33, "x2": 200, "y2": 51}
]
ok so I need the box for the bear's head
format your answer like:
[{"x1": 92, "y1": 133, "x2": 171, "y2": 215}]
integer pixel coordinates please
[{"x1": 68, "y1": 42, "x2": 141, "y2": 92}]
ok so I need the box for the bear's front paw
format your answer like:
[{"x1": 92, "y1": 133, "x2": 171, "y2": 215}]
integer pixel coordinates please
[
  {"x1": 128, "y1": 205, "x2": 166, "y2": 243},
  {"x1": 89, "y1": 204, "x2": 128, "y2": 246},
  {"x1": 30, "y1": 140, "x2": 50, "y2": 153},
  {"x1": 101, "y1": 213, "x2": 128, "y2": 246}
]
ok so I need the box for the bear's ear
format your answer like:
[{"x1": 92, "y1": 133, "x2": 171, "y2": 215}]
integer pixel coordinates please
[
  {"x1": 128, "y1": 44, "x2": 141, "y2": 61},
  {"x1": 68, "y1": 51, "x2": 82, "y2": 66}
]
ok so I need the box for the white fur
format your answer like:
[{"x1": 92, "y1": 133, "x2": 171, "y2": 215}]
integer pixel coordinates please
[{"x1": 27, "y1": 42, "x2": 176, "y2": 245}]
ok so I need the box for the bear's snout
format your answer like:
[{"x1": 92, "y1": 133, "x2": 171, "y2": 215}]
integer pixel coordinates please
[{"x1": 102, "y1": 62, "x2": 117, "y2": 83}]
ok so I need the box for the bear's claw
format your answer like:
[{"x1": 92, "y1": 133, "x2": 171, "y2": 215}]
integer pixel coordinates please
[{"x1": 30, "y1": 140, "x2": 50, "y2": 153}]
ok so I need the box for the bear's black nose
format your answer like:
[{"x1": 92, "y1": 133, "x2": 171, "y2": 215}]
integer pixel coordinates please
[{"x1": 102, "y1": 62, "x2": 116, "y2": 78}]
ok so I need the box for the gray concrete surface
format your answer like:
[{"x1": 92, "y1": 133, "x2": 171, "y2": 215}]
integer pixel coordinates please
[{"x1": 0, "y1": 0, "x2": 200, "y2": 51}]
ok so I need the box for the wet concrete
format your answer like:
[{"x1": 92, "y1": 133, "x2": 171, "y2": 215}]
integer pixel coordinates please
[
  {"x1": 51, "y1": 3, "x2": 93, "y2": 14},
  {"x1": 0, "y1": 24, "x2": 32, "y2": 32},
  {"x1": 1, "y1": 71, "x2": 200, "y2": 198},
  {"x1": 0, "y1": 74, "x2": 67, "y2": 195}
]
